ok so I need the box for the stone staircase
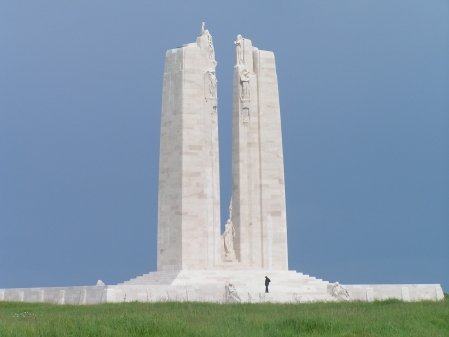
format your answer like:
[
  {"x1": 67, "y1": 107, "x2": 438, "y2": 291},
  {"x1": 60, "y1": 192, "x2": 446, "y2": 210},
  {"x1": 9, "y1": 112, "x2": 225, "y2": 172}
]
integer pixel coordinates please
[
  {"x1": 117, "y1": 269, "x2": 334, "y2": 302},
  {"x1": 119, "y1": 271, "x2": 180, "y2": 285}
]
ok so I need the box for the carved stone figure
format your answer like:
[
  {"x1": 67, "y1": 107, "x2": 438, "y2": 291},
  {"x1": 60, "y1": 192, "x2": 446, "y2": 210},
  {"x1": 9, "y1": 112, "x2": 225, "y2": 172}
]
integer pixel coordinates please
[
  {"x1": 330, "y1": 282, "x2": 351, "y2": 300},
  {"x1": 203, "y1": 29, "x2": 216, "y2": 62},
  {"x1": 241, "y1": 107, "x2": 249, "y2": 124},
  {"x1": 206, "y1": 70, "x2": 217, "y2": 98},
  {"x1": 223, "y1": 219, "x2": 236, "y2": 260},
  {"x1": 224, "y1": 282, "x2": 241, "y2": 303},
  {"x1": 234, "y1": 34, "x2": 244, "y2": 65},
  {"x1": 240, "y1": 68, "x2": 250, "y2": 100},
  {"x1": 223, "y1": 198, "x2": 236, "y2": 261},
  {"x1": 201, "y1": 22, "x2": 205, "y2": 35}
]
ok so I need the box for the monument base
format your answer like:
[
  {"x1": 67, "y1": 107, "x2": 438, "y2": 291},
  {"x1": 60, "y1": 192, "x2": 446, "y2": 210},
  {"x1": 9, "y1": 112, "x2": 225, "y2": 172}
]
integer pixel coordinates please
[{"x1": 0, "y1": 270, "x2": 444, "y2": 304}]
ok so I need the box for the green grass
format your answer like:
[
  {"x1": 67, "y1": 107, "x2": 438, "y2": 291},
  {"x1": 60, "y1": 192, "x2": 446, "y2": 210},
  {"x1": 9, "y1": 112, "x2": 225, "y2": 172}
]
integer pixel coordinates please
[{"x1": 0, "y1": 295, "x2": 448, "y2": 337}]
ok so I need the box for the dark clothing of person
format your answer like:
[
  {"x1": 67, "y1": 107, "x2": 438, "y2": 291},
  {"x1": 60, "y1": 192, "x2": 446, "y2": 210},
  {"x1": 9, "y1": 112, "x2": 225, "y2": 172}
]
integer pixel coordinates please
[{"x1": 265, "y1": 276, "x2": 271, "y2": 293}]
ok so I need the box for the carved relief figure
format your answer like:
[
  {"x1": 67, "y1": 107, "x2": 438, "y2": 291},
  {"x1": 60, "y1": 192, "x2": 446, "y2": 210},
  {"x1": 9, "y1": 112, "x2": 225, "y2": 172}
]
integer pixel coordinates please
[
  {"x1": 240, "y1": 68, "x2": 250, "y2": 100},
  {"x1": 207, "y1": 70, "x2": 217, "y2": 98},
  {"x1": 241, "y1": 107, "x2": 249, "y2": 124},
  {"x1": 234, "y1": 34, "x2": 244, "y2": 65}
]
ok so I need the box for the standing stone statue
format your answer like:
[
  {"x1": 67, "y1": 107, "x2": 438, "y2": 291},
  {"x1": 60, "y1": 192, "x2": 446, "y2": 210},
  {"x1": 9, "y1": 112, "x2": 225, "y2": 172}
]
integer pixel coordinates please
[
  {"x1": 201, "y1": 21, "x2": 205, "y2": 35},
  {"x1": 203, "y1": 29, "x2": 216, "y2": 63},
  {"x1": 223, "y1": 199, "x2": 236, "y2": 261},
  {"x1": 234, "y1": 34, "x2": 244, "y2": 65},
  {"x1": 223, "y1": 219, "x2": 236, "y2": 261}
]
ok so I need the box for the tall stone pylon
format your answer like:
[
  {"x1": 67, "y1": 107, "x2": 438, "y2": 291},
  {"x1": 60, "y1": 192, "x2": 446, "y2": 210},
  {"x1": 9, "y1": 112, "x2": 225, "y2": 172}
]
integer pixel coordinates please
[
  {"x1": 157, "y1": 24, "x2": 221, "y2": 271},
  {"x1": 231, "y1": 35, "x2": 288, "y2": 270}
]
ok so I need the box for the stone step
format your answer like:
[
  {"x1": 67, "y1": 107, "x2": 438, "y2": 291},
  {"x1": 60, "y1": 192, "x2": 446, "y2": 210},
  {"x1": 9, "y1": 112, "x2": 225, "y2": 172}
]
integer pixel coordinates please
[
  {"x1": 119, "y1": 270, "x2": 330, "y2": 288},
  {"x1": 119, "y1": 271, "x2": 180, "y2": 285}
]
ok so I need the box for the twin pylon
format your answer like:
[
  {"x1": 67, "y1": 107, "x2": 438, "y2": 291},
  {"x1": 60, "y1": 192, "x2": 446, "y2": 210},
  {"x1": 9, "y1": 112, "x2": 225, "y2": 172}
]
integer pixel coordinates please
[{"x1": 157, "y1": 24, "x2": 288, "y2": 271}]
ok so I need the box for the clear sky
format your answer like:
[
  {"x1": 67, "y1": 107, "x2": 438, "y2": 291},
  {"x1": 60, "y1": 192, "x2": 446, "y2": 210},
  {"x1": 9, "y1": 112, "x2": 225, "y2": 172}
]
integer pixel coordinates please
[{"x1": 1, "y1": 1, "x2": 448, "y2": 292}]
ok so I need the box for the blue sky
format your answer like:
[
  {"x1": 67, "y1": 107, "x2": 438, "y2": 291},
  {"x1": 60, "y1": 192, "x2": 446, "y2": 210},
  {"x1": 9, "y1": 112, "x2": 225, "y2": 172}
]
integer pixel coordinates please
[{"x1": 1, "y1": 1, "x2": 448, "y2": 292}]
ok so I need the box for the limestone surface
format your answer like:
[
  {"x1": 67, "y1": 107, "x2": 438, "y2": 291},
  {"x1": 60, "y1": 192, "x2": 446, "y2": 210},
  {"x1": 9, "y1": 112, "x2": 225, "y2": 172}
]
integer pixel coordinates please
[
  {"x1": 157, "y1": 25, "x2": 221, "y2": 271},
  {"x1": 231, "y1": 35, "x2": 288, "y2": 270}
]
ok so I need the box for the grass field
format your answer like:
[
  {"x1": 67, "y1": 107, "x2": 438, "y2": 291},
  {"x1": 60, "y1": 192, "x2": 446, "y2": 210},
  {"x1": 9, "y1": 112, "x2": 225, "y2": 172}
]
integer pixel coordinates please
[{"x1": 0, "y1": 295, "x2": 448, "y2": 337}]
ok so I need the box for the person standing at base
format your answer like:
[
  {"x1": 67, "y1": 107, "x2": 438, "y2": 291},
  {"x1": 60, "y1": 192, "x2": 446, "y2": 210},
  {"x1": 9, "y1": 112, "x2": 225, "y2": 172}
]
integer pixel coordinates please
[{"x1": 265, "y1": 276, "x2": 271, "y2": 293}]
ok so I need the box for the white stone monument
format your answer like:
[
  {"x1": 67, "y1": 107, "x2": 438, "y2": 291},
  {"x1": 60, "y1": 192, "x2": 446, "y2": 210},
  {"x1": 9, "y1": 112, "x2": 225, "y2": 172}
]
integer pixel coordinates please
[{"x1": 0, "y1": 24, "x2": 444, "y2": 304}]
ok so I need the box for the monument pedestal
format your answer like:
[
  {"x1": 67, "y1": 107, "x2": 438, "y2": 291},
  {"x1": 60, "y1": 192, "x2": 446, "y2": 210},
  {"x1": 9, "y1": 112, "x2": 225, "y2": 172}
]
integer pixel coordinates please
[
  {"x1": 1, "y1": 271, "x2": 443, "y2": 304},
  {"x1": 111, "y1": 269, "x2": 444, "y2": 303}
]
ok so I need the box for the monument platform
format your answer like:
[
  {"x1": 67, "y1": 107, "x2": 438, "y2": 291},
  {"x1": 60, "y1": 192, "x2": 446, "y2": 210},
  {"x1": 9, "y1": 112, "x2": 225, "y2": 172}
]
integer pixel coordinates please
[{"x1": 0, "y1": 270, "x2": 443, "y2": 304}]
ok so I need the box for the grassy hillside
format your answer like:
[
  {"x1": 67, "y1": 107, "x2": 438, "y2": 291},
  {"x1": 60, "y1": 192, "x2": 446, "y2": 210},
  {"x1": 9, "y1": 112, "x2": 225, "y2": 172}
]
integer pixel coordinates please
[{"x1": 0, "y1": 296, "x2": 448, "y2": 337}]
